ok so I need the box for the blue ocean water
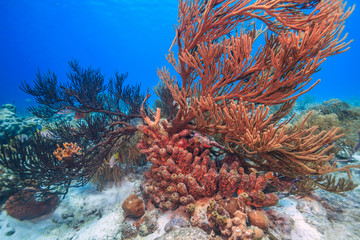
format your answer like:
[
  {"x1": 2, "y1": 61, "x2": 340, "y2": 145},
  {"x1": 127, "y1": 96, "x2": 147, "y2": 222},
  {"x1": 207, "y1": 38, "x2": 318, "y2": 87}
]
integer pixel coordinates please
[{"x1": 0, "y1": 0, "x2": 359, "y2": 115}]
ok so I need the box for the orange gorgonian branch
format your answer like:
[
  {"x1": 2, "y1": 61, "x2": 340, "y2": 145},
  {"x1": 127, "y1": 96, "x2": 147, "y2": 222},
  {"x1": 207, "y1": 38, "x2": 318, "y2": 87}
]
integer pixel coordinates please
[{"x1": 148, "y1": 0, "x2": 358, "y2": 177}]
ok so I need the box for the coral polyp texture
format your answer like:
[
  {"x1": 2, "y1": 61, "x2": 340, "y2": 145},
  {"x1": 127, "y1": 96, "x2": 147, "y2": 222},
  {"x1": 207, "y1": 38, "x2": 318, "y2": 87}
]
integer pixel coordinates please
[
  {"x1": 137, "y1": 116, "x2": 279, "y2": 211},
  {"x1": 137, "y1": 124, "x2": 217, "y2": 209}
]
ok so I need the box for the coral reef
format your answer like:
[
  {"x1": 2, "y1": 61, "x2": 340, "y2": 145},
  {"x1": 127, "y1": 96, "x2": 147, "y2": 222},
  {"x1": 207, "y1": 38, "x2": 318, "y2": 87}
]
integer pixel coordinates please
[
  {"x1": 137, "y1": 113, "x2": 280, "y2": 238},
  {"x1": 0, "y1": 104, "x2": 22, "y2": 140},
  {"x1": 136, "y1": 208, "x2": 160, "y2": 236},
  {"x1": 91, "y1": 132, "x2": 145, "y2": 190},
  {"x1": 0, "y1": 60, "x2": 145, "y2": 207},
  {"x1": 2, "y1": 1, "x2": 359, "y2": 239},
  {"x1": 155, "y1": 0, "x2": 358, "y2": 179},
  {"x1": 220, "y1": 210, "x2": 259, "y2": 240},
  {"x1": 290, "y1": 174, "x2": 358, "y2": 196},
  {"x1": 137, "y1": 124, "x2": 218, "y2": 209},
  {"x1": 311, "y1": 99, "x2": 360, "y2": 121},
  {"x1": 133, "y1": 0, "x2": 359, "y2": 239},
  {"x1": 137, "y1": 108, "x2": 279, "y2": 208}
]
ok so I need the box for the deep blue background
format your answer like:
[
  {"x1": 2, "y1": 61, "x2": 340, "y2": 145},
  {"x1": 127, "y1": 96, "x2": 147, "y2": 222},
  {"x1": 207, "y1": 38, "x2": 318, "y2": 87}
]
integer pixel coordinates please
[{"x1": 0, "y1": 0, "x2": 359, "y2": 115}]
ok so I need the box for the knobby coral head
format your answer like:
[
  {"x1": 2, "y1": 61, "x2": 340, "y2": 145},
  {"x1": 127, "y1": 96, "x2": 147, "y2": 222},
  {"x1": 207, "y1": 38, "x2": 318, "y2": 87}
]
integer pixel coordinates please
[{"x1": 137, "y1": 114, "x2": 280, "y2": 211}]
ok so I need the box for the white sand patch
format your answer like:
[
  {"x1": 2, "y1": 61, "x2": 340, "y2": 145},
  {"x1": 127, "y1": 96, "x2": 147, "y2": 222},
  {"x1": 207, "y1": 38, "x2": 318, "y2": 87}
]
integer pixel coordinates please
[
  {"x1": 275, "y1": 197, "x2": 322, "y2": 240},
  {"x1": 138, "y1": 211, "x2": 174, "y2": 240},
  {"x1": 0, "y1": 181, "x2": 135, "y2": 240},
  {"x1": 1, "y1": 154, "x2": 359, "y2": 239}
]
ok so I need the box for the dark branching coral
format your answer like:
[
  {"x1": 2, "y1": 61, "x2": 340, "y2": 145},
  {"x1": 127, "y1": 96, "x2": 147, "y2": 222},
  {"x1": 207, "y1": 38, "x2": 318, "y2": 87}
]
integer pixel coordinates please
[
  {"x1": 91, "y1": 132, "x2": 145, "y2": 190},
  {"x1": 107, "y1": 72, "x2": 144, "y2": 115},
  {"x1": 28, "y1": 105, "x2": 58, "y2": 119},
  {"x1": 0, "y1": 131, "x2": 93, "y2": 198},
  {"x1": 0, "y1": 60, "x2": 147, "y2": 199},
  {"x1": 20, "y1": 59, "x2": 144, "y2": 120},
  {"x1": 153, "y1": 80, "x2": 178, "y2": 119},
  {"x1": 44, "y1": 114, "x2": 110, "y2": 145}
]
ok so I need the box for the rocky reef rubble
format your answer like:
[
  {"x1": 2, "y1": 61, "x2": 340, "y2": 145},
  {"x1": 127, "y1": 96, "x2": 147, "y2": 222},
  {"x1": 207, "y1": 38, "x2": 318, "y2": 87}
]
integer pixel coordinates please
[
  {"x1": 0, "y1": 160, "x2": 359, "y2": 240},
  {"x1": 0, "y1": 104, "x2": 40, "y2": 142}
]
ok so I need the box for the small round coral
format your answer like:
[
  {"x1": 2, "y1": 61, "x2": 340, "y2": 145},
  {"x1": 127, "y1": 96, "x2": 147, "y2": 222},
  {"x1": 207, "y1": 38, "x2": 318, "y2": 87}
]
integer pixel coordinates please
[{"x1": 248, "y1": 210, "x2": 269, "y2": 230}]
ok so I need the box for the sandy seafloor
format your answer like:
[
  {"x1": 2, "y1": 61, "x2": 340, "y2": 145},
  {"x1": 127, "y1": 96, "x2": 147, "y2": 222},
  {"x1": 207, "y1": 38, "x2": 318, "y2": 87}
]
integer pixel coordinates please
[{"x1": 0, "y1": 155, "x2": 359, "y2": 240}]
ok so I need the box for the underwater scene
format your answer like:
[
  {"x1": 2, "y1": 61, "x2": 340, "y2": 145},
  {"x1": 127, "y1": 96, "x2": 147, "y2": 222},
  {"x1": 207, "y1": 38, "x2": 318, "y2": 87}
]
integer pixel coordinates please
[{"x1": 0, "y1": 0, "x2": 360, "y2": 239}]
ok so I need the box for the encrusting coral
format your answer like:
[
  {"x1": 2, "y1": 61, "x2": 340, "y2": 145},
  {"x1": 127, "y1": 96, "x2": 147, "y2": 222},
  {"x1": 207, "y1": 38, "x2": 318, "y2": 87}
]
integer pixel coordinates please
[{"x1": 122, "y1": 194, "x2": 145, "y2": 218}]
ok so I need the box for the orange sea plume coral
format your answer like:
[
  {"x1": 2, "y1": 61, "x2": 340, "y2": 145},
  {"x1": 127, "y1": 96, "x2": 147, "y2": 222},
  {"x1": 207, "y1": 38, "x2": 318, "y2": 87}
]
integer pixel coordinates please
[
  {"x1": 152, "y1": 0, "x2": 358, "y2": 178},
  {"x1": 53, "y1": 142, "x2": 82, "y2": 161}
]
